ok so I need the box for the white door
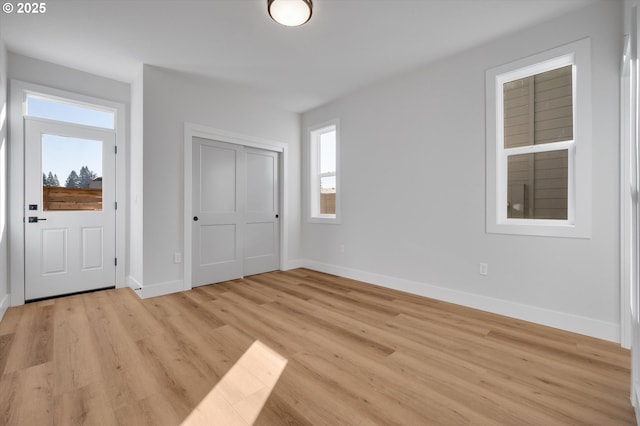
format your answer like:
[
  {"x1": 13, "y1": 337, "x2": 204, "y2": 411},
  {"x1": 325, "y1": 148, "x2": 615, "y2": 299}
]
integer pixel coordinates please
[
  {"x1": 192, "y1": 139, "x2": 245, "y2": 285},
  {"x1": 24, "y1": 119, "x2": 116, "y2": 300},
  {"x1": 244, "y1": 148, "x2": 280, "y2": 276},
  {"x1": 192, "y1": 138, "x2": 279, "y2": 287}
]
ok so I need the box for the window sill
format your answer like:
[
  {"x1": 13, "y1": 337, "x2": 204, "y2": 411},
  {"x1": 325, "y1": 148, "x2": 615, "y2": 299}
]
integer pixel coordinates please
[
  {"x1": 309, "y1": 216, "x2": 340, "y2": 225},
  {"x1": 487, "y1": 220, "x2": 590, "y2": 239}
]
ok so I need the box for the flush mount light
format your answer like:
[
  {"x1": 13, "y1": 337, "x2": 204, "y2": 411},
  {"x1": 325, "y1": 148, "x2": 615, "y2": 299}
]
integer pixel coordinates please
[{"x1": 268, "y1": 0, "x2": 313, "y2": 27}]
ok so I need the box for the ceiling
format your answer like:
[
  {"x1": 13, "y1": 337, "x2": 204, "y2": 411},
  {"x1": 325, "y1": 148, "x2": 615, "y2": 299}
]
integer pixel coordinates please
[{"x1": 0, "y1": 0, "x2": 598, "y2": 112}]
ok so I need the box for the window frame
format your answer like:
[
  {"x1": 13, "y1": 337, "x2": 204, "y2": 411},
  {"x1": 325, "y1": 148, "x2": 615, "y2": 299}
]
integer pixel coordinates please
[
  {"x1": 486, "y1": 38, "x2": 592, "y2": 238},
  {"x1": 25, "y1": 92, "x2": 117, "y2": 130},
  {"x1": 308, "y1": 119, "x2": 340, "y2": 224}
]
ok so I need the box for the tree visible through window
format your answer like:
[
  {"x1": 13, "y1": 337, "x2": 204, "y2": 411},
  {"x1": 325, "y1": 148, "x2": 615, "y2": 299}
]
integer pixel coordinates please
[{"x1": 41, "y1": 135, "x2": 103, "y2": 211}]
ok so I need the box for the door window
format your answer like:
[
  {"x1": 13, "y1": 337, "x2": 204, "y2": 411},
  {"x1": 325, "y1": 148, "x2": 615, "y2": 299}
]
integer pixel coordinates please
[{"x1": 42, "y1": 134, "x2": 103, "y2": 211}]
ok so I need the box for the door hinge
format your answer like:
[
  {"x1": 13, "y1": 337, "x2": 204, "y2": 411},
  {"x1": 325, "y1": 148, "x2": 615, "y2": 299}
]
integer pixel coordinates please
[
  {"x1": 115, "y1": 201, "x2": 118, "y2": 210},
  {"x1": 114, "y1": 146, "x2": 118, "y2": 154},
  {"x1": 115, "y1": 258, "x2": 118, "y2": 266}
]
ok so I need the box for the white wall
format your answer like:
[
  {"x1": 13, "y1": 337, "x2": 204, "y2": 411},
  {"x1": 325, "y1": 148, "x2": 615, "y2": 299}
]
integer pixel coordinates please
[
  {"x1": 301, "y1": 1, "x2": 623, "y2": 341},
  {"x1": 140, "y1": 66, "x2": 301, "y2": 289},
  {"x1": 7, "y1": 53, "x2": 130, "y2": 106},
  {"x1": 0, "y1": 37, "x2": 9, "y2": 318}
]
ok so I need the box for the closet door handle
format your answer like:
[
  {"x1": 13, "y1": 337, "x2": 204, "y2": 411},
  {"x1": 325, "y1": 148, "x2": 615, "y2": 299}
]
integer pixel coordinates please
[{"x1": 193, "y1": 216, "x2": 199, "y2": 221}]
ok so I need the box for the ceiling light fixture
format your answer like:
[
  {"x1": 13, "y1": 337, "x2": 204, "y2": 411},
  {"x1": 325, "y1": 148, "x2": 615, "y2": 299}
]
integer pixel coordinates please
[{"x1": 268, "y1": 0, "x2": 313, "y2": 27}]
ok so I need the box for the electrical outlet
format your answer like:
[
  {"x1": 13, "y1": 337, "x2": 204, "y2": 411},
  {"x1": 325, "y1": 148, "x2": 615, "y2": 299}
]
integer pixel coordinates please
[
  {"x1": 340, "y1": 244, "x2": 345, "y2": 253},
  {"x1": 174, "y1": 252, "x2": 183, "y2": 264},
  {"x1": 479, "y1": 263, "x2": 488, "y2": 276}
]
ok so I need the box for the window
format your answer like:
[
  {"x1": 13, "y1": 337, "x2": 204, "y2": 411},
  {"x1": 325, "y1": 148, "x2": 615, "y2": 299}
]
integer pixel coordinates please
[
  {"x1": 26, "y1": 93, "x2": 115, "y2": 129},
  {"x1": 309, "y1": 121, "x2": 339, "y2": 222},
  {"x1": 41, "y1": 135, "x2": 103, "y2": 211},
  {"x1": 486, "y1": 38, "x2": 591, "y2": 238}
]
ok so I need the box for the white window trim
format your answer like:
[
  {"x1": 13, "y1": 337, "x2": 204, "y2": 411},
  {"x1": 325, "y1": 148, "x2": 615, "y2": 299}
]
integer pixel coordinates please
[
  {"x1": 308, "y1": 119, "x2": 340, "y2": 224},
  {"x1": 486, "y1": 38, "x2": 592, "y2": 238}
]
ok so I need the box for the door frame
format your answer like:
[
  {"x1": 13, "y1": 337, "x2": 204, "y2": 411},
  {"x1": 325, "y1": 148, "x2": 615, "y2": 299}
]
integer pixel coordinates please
[
  {"x1": 183, "y1": 122, "x2": 288, "y2": 291},
  {"x1": 8, "y1": 80, "x2": 127, "y2": 305},
  {"x1": 621, "y1": 34, "x2": 634, "y2": 350},
  {"x1": 622, "y1": 8, "x2": 640, "y2": 417}
]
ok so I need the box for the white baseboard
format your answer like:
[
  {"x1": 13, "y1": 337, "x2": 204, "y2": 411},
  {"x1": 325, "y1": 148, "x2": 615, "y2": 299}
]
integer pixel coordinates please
[
  {"x1": 301, "y1": 260, "x2": 620, "y2": 343},
  {"x1": 283, "y1": 259, "x2": 305, "y2": 270},
  {"x1": 127, "y1": 275, "x2": 143, "y2": 290},
  {"x1": 0, "y1": 293, "x2": 10, "y2": 323},
  {"x1": 126, "y1": 276, "x2": 184, "y2": 299}
]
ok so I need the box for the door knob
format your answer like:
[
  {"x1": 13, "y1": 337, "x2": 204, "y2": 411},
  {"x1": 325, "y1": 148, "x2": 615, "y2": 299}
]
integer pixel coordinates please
[{"x1": 193, "y1": 216, "x2": 199, "y2": 221}]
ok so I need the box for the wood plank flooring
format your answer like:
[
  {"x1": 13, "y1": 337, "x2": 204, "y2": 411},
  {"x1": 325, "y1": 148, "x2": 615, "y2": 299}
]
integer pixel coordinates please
[{"x1": 0, "y1": 268, "x2": 635, "y2": 425}]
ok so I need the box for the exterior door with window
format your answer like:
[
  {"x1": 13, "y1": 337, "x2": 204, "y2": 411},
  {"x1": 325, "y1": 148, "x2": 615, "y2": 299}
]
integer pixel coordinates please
[{"x1": 24, "y1": 119, "x2": 116, "y2": 300}]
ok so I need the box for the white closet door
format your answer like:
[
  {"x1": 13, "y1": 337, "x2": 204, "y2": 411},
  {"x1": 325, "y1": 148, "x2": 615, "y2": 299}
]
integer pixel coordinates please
[
  {"x1": 192, "y1": 138, "x2": 245, "y2": 286},
  {"x1": 244, "y1": 148, "x2": 279, "y2": 276},
  {"x1": 192, "y1": 138, "x2": 279, "y2": 287}
]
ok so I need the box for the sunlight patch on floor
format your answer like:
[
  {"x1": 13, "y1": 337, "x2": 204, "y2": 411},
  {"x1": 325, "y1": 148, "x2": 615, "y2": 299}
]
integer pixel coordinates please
[{"x1": 181, "y1": 340, "x2": 288, "y2": 426}]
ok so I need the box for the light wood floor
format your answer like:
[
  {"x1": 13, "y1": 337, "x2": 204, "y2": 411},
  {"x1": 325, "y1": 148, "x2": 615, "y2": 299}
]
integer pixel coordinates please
[{"x1": 0, "y1": 268, "x2": 635, "y2": 425}]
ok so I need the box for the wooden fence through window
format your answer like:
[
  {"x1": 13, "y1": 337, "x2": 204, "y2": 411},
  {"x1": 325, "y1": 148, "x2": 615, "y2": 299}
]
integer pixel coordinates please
[
  {"x1": 320, "y1": 192, "x2": 336, "y2": 215},
  {"x1": 43, "y1": 186, "x2": 102, "y2": 211}
]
